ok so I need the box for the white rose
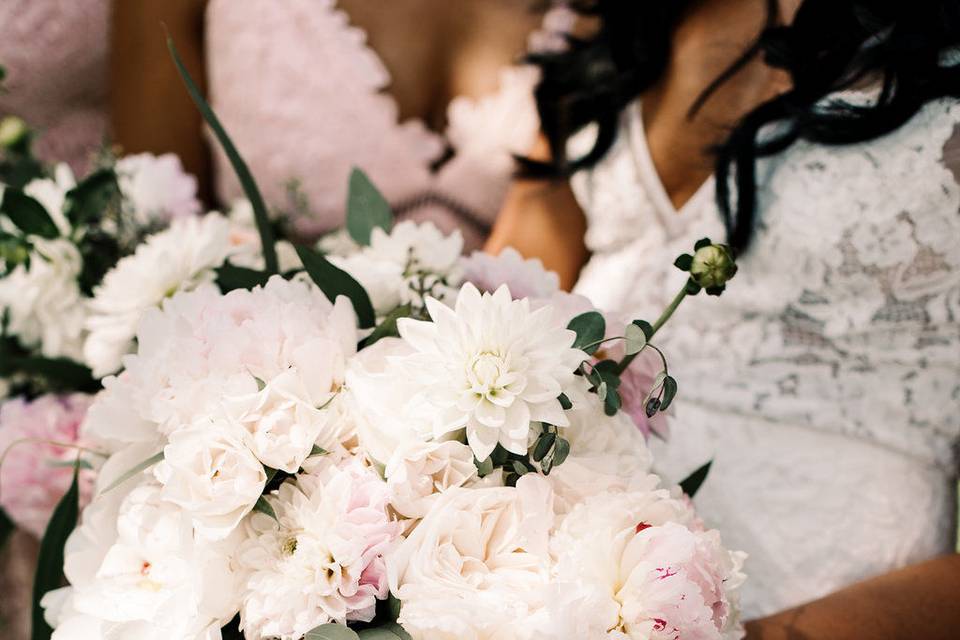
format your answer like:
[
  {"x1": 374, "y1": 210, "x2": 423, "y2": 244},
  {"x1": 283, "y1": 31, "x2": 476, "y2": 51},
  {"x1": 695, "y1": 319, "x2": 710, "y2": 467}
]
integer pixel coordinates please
[
  {"x1": 385, "y1": 440, "x2": 478, "y2": 519},
  {"x1": 154, "y1": 418, "x2": 266, "y2": 539},
  {"x1": 223, "y1": 367, "x2": 337, "y2": 473},
  {"x1": 345, "y1": 338, "x2": 433, "y2": 465},
  {"x1": 388, "y1": 475, "x2": 554, "y2": 639}
]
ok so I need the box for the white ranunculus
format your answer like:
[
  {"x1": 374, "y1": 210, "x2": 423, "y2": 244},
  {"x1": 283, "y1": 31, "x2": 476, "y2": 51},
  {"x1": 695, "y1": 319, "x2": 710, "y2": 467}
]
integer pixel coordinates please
[
  {"x1": 388, "y1": 475, "x2": 554, "y2": 639},
  {"x1": 83, "y1": 213, "x2": 232, "y2": 377},
  {"x1": 115, "y1": 152, "x2": 202, "y2": 224},
  {"x1": 394, "y1": 283, "x2": 585, "y2": 460},
  {"x1": 24, "y1": 162, "x2": 75, "y2": 235},
  {"x1": 224, "y1": 198, "x2": 301, "y2": 272},
  {"x1": 385, "y1": 440, "x2": 478, "y2": 520},
  {"x1": 153, "y1": 417, "x2": 267, "y2": 539},
  {"x1": 0, "y1": 237, "x2": 86, "y2": 360},
  {"x1": 223, "y1": 367, "x2": 336, "y2": 473}
]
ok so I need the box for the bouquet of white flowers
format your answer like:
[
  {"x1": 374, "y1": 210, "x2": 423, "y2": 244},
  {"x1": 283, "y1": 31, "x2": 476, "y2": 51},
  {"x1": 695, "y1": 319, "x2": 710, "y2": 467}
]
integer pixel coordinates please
[{"x1": 1, "y1": 45, "x2": 745, "y2": 640}]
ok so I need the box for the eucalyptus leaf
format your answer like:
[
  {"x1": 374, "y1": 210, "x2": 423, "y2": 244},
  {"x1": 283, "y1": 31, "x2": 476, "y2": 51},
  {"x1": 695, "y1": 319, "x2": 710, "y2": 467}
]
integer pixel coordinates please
[
  {"x1": 253, "y1": 496, "x2": 279, "y2": 523},
  {"x1": 567, "y1": 312, "x2": 606, "y2": 355},
  {"x1": 32, "y1": 462, "x2": 80, "y2": 640},
  {"x1": 295, "y1": 246, "x2": 375, "y2": 328},
  {"x1": 596, "y1": 380, "x2": 608, "y2": 402},
  {"x1": 167, "y1": 37, "x2": 278, "y2": 274},
  {"x1": 1, "y1": 188, "x2": 58, "y2": 238},
  {"x1": 552, "y1": 437, "x2": 571, "y2": 467},
  {"x1": 557, "y1": 393, "x2": 572, "y2": 410},
  {"x1": 511, "y1": 461, "x2": 530, "y2": 477},
  {"x1": 358, "y1": 625, "x2": 411, "y2": 640},
  {"x1": 624, "y1": 323, "x2": 647, "y2": 355},
  {"x1": 309, "y1": 445, "x2": 328, "y2": 458},
  {"x1": 603, "y1": 387, "x2": 622, "y2": 416},
  {"x1": 474, "y1": 456, "x2": 494, "y2": 477},
  {"x1": 99, "y1": 451, "x2": 164, "y2": 494},
  {"x1": 660, "y1": 375, "x2": 678, "y2": 412},
  {"x1": 532, "y1": 432, "x2": 556, "y2": 462},
  {"x1": 346, "y1": 168, "x2": 393, "y2": 246},
  {"x1": 305, "y1": 624, "x2": 361, "y2": 640},
  {"x1": 679, "y1": 460, "x2": 713, "y2": 498}
]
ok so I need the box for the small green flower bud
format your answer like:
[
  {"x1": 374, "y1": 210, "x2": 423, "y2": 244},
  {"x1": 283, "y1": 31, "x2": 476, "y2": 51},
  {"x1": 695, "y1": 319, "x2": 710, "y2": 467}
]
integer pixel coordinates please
[
  {"x1": 689, "y1": 242, "x2": 737, "y2": 293},
  {"x1": 0, "y1": 116, "x2": 29, "y2": 149}
]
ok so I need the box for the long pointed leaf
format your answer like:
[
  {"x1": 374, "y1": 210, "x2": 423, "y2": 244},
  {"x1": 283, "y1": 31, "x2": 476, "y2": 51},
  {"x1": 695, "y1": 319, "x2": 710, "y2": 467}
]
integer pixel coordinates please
[
  {"x1": 1, "y1": 189, "x2": 58, "y2": 238},
  {"x1": 295, "y1": 246, "x2": 375, "y2": 328},
  {"x1": 99, "y1": 451, "x2": 164, "y2": 494},
  {"x1": 166, "y1": 37, "x2": 278, "y2": 274},
  {"x1": 346, "y1": 168, "x2": 393, "y2": 246},
  {"x1": 679, "y1": 460, "x2": 713, "y2": 498},
  {"x1": 31, "y1": 462, "x2": 80, "y2": 640}
]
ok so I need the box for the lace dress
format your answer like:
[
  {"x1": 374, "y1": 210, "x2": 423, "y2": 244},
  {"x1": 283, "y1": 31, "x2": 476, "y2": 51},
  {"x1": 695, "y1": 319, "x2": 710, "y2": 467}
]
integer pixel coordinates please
[
  {"x1": 205, "y1": 0, "x2": 571, "y2": 248},
  {"x1": 571, "y1": 100, "x2": 960, "y2": 618}
]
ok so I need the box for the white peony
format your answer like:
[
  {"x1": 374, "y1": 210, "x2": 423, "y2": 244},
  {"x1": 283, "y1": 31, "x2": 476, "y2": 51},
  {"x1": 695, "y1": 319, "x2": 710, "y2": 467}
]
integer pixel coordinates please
[
  {"x1": 83, "y1": 213, "x2": 233, "y2": 377},
  {"x1": 82, "y1": 276, "x2": 359, "y2": 460},
  {"x1": 23, "y1": 162, "x2": 75, "y2": 235},
  {"x1": 47, "y1": 478, "x2": 243, "y2": 640},
  {"x1": 115, "y1": 152, "x2": 202, "y2": 224},
  {"x1": 548, "y1": 488, "x2": 746, "y2": 640},
  {"x1": 388, "y1": 475, "x2": 554, "y2": 640},
  {"x1": 237, "y1": 457, "x2": 402, "y2": 639},
  {"x1": 385, "y1": 440, "x2": 478, "y2": 520},
  {"x1": 0, "y1": 237, "x2": 86, "y2": 359},
  {"x1": 330, "y1": 221, "x2": 464, "y2": 316},
  {"x1": 394, "y1": 283, "x2": 585, "y2": 460},
  {"x1": 154, "y1": 417, "x2": 267, "y2": 539}
]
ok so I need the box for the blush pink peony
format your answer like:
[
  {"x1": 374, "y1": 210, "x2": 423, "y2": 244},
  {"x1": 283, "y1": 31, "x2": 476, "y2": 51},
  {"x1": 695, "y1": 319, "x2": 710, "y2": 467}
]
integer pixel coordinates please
[{"x1": 0, "y1": 393, "x2": 95, "y2": 537}]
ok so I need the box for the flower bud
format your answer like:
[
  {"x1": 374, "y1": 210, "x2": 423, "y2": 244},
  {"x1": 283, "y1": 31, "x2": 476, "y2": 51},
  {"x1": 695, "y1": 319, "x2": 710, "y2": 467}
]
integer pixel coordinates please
[
  {"x1": 0, "y1": 116, "x2": 28, "y2": 149},
  {"x1": 689, "y1": 241, "x2": 737, "y2": 295}
]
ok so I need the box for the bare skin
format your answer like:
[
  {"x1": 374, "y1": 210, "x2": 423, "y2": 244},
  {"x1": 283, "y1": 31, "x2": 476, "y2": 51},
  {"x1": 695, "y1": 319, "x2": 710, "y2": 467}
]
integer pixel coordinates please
[
  {"x1": 489, "y1": 1, "x2": 960, "y2": 635},
  {"x1": 109, "y1": 0, "x2": 544, "y2": 202}
]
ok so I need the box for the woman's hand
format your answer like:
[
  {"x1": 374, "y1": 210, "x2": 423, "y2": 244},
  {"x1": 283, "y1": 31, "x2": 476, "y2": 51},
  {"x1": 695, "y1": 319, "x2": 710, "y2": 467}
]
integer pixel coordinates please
[{"x1": 744, "y1": 554, "x2": 960, "y2": 639}]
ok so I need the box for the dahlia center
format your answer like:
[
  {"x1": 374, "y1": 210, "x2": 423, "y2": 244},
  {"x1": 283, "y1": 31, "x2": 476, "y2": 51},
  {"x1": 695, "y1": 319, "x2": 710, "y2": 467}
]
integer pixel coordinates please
[{"x1": 468, "y1": 352, "x2": 508, "y2": 396}]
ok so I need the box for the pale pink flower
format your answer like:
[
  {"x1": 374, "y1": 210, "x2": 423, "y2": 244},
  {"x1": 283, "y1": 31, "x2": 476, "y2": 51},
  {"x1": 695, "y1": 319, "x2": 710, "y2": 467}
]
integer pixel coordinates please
[
  {"x1": 0, "y1": 394, "x2": 95, "y2": 537},
  {"x1": 461, "y1": 247, "x2": 561, "y2": 300}
]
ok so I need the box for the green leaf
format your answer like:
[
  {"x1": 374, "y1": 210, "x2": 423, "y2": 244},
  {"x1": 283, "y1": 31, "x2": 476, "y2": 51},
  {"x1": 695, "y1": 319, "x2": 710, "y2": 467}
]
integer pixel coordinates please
[
  {"x1": 596, "y1": 380, "x2": 608, "y2": 402},
  {"x1": 63, "y1": 168, "x2": 119, "y2": 227},
  {"x1": 253, "y1": 496, "x2": 278, "y2": 523},
  {"x1": 216, "y1": 263, "x2": 272, "y2": 293},
  {"x1": 474, "y1": 456, "x2": 494, "y2": 477},
  {"x1": 673, "y1": 253, "x2": 693, "y2": 271},
  {"x1": 305, "y1": 623, "x2": 361, "y2": 640},
  {"x1": 694, "y1": 237, "x2": 712, "y2": 251},
  {"x1": 660, "y1": 375, "x2": 678, "y2": 412},
  {"x1": 99, "y1": 451, "x2": 164, "y2": 494},
  {"x1": 346, "y1": 168, "x2": 393, "y2": 246},
  {"x1": 552, "y1": 437, "x2": 571, "y2": 467},
  {"x1": 532, "y1": 432, "x2": 556, "y2": 462},
  {"x1": 360, "y1": 304, "x2": 412, "y2": 348},
  {"x1": 359, "y1": 625, "x2": 412, "y2": 640},
  {"x1": 295, "y1": 245, "x2": 375, "y2": 328},
  {"x1": 632, "y1": 319, "x2": 654, "y2": 341},
  {"x1": 1, "y1": 189, "x2": 59, "y2": 238},
  {"x1": 624, "y1": 323, "x2": 647, "y2": 355},
  {"x1": 679, "y1": 460, "x2": 713, "y2": 498},
  {"x1": 32, "y1": 462, "x2": 80, "y2": 640},
  {"x1": 0, "y1": 353, "x2": 98, "y2": 392},
  {"x1": 557, "y1": 393, "x2": 572, "y2": 410},
  {"x1": 603, "y1": 387, "x2": 622, "y2": 416},
  {"x1": 167, "y1": 37, "x2": 278, "y2": 274},
  {"x1": 511, "y1": 461, "x2": 530, "y2": 477},
  {"x1": 567, "y1": 312, "x2": 606, "y2": 355},
  {"x1": 309, "y1": 445, "x2": 328, "y2": 458}
]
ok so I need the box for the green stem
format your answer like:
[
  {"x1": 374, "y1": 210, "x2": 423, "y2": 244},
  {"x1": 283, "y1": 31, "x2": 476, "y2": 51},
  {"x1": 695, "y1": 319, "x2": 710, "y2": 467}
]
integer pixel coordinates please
[{"x1": 615, "y1": 286, "x2": 688, "y2": 375}]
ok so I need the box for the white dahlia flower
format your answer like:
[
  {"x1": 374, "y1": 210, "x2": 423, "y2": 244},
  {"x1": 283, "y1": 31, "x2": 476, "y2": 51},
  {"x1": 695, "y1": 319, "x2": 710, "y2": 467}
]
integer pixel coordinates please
[
  {"x1": 387, "y1": 475, "x2": 554, "y2": 639},
  {"x1": 237, "y1": 457, "x2": 401, "y2": 639},
  {"x1": 395, "y1": 283, "x2": 584, "y2": 460},
  {"x1": 0, "y1": 237, "x2": 86, "y2": 360},
  {"x1": 83, "y1": 213, "x2": 233, "y2": 377},
  {"x1": 115, "y1": 152, "x2": 202, "y2": 224}
]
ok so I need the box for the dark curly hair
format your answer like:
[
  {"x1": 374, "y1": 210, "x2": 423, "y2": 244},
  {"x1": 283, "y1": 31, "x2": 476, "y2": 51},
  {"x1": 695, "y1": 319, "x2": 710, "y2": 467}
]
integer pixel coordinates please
[{"x1": 529, "y1": 0, "x2": 960, "y2": 252}]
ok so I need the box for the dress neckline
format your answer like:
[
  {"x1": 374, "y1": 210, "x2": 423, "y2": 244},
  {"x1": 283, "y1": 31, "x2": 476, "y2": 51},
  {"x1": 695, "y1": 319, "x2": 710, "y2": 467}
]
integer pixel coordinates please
[{"x1": 627, "y1": 101, "x2": 716, "y2": 237}]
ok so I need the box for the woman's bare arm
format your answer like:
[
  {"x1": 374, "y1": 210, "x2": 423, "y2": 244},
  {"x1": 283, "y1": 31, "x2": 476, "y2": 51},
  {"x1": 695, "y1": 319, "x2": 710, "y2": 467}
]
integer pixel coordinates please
[
  {"x1": 745, "y1": 554, "x2": 960, "y2": 640},
  {"x1": 110, "y1": 0, "x2": 211, "y2": 200}
]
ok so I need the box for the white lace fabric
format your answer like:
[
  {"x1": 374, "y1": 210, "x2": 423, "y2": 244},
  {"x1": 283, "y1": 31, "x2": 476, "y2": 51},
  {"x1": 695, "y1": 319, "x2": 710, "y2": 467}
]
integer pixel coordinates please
[
  {"x1": 205, "y1": 0, "x2": 572, "y2": 247},
  {"x1": 572, "y1": 99, "x2": 960, "y2": 618}
]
